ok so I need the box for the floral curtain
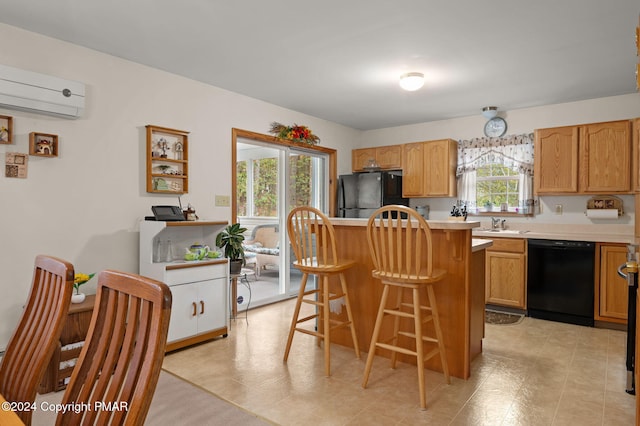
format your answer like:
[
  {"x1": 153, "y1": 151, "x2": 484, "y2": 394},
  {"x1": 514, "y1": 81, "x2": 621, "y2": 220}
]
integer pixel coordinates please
[{"x1": 456, "y1": 133, "x2": 534, "y2": 211}]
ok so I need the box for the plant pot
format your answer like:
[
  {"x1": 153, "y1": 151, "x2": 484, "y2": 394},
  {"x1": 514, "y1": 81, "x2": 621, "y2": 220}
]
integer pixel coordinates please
[
  {"x1": 71, "y1": 292, "x2": 86, "y2": 304},
  {"x1": 229, "y1": 259, "x2": 243, "y2": 275}
]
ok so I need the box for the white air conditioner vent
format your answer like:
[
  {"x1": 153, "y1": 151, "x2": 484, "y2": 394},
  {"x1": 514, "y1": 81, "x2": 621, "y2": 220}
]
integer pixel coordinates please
[{"x1": 0, "y1": 64, "x2": 85, "y2": 119}]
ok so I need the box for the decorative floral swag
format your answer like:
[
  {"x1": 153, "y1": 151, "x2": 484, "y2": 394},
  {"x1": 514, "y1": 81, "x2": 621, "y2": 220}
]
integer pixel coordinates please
[{"x1": 269, "y1": 122, "x2": 320, "y2": 145}]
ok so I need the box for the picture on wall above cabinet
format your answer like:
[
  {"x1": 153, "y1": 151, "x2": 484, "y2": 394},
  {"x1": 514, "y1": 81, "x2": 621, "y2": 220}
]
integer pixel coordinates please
[
  {"x1": 29, "y1": 132, "x2": 58, "y2": 157},
  {"x1": 0, "y1": 115, "x2": 12, "y2": 144},
  {"x1": 146, "y1": 125, "x2": 189, "y2": 194},
  {"x1": 5, "y1": 152, "x2": 28, "y2": 178}
]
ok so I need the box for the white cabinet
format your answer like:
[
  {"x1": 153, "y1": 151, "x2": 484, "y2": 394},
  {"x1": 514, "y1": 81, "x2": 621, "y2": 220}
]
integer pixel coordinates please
[
  {"x1": 166, "y1": 274, "x2": 227, "y2": 344},
  {"x1": 139, "y1": 220, "x2": 229, "y2": 352}
]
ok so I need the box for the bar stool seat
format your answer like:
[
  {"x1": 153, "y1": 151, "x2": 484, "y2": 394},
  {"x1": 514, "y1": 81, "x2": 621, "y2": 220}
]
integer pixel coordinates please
[
  {"x1": 362, "y1": 205, "x2": 450, "y2": 409},
  {"x1": 284, "y1": 206, "x2": 360, "y2": 376}
]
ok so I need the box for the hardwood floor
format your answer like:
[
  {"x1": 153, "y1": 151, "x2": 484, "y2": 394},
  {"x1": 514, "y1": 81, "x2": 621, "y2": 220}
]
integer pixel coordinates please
[{"x1": 163, "y1": 298, "x2": 635, "y2": 425}]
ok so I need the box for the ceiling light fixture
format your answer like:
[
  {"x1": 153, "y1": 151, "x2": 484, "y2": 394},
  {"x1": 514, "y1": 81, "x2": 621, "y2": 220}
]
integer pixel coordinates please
[
  {"x1": 481, "y1": 106, "x2": 498, "y2": 119},
  {"x1": 399, "y1": 72, "x2": 425, "y2": 91}
]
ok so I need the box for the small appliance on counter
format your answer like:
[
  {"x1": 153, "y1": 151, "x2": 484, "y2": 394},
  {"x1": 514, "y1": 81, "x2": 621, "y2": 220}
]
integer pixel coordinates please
[
  {"x1": 146, "y1": 205, "x2": 185, "y2": 221},
  {"x1": 337, "y1": 170, "x2": 408, "y2": 218}
]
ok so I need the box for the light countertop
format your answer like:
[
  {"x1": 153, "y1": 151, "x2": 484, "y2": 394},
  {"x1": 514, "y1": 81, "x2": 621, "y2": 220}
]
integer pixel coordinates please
[
  {"x1": 472, "y1": 228, "x2": 634, "y2": 244},
  {"x1": 329, "y1": 217, "x2": 481, "y2": 230}
]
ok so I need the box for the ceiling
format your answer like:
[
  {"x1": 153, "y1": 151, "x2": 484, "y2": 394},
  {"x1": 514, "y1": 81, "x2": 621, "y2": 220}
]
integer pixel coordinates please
[{"x1": 0, "y1": 0, "x2": 638, "y2": 130}]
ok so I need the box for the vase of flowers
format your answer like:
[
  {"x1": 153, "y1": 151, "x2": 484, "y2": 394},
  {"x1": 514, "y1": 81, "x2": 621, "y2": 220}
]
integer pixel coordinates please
[{"x1": 73, "y1": 272, "x2": 95, "y2": 304}]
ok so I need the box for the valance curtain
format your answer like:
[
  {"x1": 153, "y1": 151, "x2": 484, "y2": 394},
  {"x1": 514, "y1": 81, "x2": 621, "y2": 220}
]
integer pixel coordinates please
[{"x1": 456, "y1": 133, "x2": 534, "y2": 210}]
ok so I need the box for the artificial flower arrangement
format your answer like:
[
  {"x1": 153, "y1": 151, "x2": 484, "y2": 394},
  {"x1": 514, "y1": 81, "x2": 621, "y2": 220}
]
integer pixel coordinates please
[
  {"x1": 74, "y1": 272, "x2": 95, "y2": 294},
  {"x1": 269, "y1": 122, "x2": 320, "y2": 145}
]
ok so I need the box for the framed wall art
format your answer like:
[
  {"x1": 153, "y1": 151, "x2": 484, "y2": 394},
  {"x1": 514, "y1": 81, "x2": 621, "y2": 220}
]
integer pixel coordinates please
[
  {"x1": 0, "y1": 115, "x2": 12, "y2": 144},
  {"x1": 29, "y1": 132, "x2": 59, "y2": 157},
  {"x1": 5, "y1": 152, "x2": 28, "y2": 178}
]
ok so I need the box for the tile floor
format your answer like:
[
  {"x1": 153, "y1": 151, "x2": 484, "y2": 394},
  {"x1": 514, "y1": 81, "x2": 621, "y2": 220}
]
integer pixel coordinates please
[{"x1": 162, "y1": 298, "x2": 636, "y2": 425}]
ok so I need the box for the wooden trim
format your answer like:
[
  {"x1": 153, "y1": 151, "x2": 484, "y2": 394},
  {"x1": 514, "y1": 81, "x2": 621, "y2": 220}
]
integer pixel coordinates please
[
  {"x1": 231, "y1": 128, "x2": 338, "y2": 219},
  {"x1": 165, "y1": 327, "x2": 228, "y2": 352}
]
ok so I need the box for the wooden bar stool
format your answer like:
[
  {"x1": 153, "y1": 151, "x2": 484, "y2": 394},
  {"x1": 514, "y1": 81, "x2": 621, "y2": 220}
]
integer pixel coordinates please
[
  {"x1": 362, "y1": 205, "x2": 450, "y2": 409},
  {"x1": 283, "y1": 206, "x2": 360, "y2": 376}
]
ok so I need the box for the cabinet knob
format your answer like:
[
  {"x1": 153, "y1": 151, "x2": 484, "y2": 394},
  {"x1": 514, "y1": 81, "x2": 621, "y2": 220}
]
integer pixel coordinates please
[
  {"x1": 192, "y1": 302, "x2": 197, "y2": 317},
  {"x1": 200, "y1": 300, "x2": 205, "y2": 315}
]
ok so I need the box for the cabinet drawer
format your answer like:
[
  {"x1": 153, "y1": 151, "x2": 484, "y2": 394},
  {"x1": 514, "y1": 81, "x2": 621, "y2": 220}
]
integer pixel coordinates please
[
  {"x1": 165, "y1": 263, "x2": 227, "y2": 285},
  {"x1": 487, "y1": 238, "x2": 525, "y2": 253}
]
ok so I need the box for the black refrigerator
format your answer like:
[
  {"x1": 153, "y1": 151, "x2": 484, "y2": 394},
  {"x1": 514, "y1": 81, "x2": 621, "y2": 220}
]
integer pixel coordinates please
[{"x1": 337, "y1": 170, "x2": 409, "y2": 218}]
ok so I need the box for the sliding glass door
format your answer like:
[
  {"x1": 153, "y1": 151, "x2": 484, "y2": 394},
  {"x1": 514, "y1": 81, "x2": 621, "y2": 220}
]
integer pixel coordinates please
[{"x1": 235, "y1": 138, "x2": 328, "y2": 310}]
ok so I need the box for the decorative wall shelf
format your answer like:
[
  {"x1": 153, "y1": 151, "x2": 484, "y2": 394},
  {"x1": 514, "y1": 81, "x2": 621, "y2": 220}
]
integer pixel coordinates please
[
  {"x1": 29, "y1": 132, "x2": 58, "y2": 157},
  {"x1": 146, "y1": 125, "x2": 189, "y2": 194},
  {"x1": 0, "y1": 115, "x2": 12, "y2": 144}
]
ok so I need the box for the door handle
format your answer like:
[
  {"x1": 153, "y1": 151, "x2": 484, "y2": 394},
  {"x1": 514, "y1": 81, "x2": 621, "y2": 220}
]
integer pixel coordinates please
[
  {"x1": 200, "y1": 300, "x2": 205, "y2": 315},
  {"x1": 192, "y1": 302, "x2": 197, "y2": 317}
]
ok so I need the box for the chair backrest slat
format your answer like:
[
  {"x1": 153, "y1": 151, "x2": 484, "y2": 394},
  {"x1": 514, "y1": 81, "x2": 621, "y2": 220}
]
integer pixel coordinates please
[
  {"x1": 56, "y1": 270, "x2": 172, "y2": 426},
  {"x1": 0, "y1": 255, "x2": 74, "y2": 425},
  {"x1": 287, "y1": 206, "x2": 339, "y2": 267},
  {"x1": 366, "y1": 206, "x2": 435, "y2": 280}
]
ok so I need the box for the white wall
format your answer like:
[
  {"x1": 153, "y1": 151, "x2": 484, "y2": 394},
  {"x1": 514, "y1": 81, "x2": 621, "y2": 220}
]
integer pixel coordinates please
[
  {"x1": 0, "y1": 24, "x2": 359, "y2": 348},
  {"x1": 1, "y1": 22, "x2": 639, "y2": 348}
]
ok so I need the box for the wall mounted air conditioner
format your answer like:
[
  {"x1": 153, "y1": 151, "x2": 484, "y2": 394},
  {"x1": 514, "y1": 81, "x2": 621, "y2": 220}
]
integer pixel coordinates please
[{"x1": 0, "y1": 64, "x2": 85, "y2": 119}]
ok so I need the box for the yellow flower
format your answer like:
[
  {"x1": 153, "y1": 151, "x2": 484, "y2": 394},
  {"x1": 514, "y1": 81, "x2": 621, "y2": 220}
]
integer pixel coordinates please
[{"x1": 73, "y1": 272, "x2": 95, "y2": 293}]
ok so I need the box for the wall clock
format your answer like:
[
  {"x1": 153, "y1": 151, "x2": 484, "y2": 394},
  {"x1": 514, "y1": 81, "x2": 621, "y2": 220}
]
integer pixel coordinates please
[{"x1": 484, "y1": 117, "x2": 507, "y2": 137}]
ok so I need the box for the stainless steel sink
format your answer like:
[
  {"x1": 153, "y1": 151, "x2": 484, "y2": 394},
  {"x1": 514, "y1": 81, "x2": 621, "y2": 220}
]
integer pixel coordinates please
[{"x1": 474, "y1": 228, "x2": 529, "y2": 234}]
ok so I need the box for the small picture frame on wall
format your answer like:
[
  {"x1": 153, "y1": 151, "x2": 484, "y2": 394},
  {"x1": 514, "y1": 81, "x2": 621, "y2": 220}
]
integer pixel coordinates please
[
  {"x1": 0, "y1": 115, "x2": 13, "y2": 144},
  {"x1": 5, "y1": 152, "x2": 28, "y2": 178},
  {"x1": 29, "y1": 132, "x2": 59, "y2": 157}
]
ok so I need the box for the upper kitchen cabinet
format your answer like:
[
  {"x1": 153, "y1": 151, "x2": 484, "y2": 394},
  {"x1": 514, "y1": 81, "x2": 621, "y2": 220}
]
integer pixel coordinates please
[
  {"x1": 352, "y1": 145, "x2": 402, "y2": 172},
  {"x1": 632, "y1": 118, "x2": 640, "y2": 192},
  {"x1": 534, "y1": 120, "x2": 631, "y2": 195},
  {"x1": 402, "y1": 139, "x2": 457, "y2": 197},
  {"x1": 534, "y1": 126, "x2": 579, "y2": 193},
  {"x1": 579, "y1": 121, "x2": 631, "y2": 193}
]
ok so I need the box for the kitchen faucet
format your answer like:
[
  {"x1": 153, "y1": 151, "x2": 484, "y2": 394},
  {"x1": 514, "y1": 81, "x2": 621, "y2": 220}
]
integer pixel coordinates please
[{"x1": 491, "y1": 217, "x2": 501, "y2": 229}]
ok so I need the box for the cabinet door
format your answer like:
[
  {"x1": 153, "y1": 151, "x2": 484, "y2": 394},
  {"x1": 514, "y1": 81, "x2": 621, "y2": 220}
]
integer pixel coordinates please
[
  {"x1": 534, "y1": 126, "x2": 579, "y2": 194},
  {"x1": 402, "y1": 142, "x2": 425, "y2": 197},
  {"x1": 376, "y1": 145, "x2": 402, "y2": 169},
  {"x1": 485, "y1": 251, "x2": 526, "y2": 309},
  {"x1": 424, "y1": 139, "x2": 456, "y2": 197},
  {"x1": 196, "y1": 278, "x2": 227, "y2": 334},
  {"x1": 167, "y1": 283, "x2": 199, "y2": 343},
  {"x1": 352, "y1": 148, "x2": 377, "y2": 172},
  {"x1": 597, "y1": 245, "x2": 628, "y2": 323},
  {"x1": 631, "y1": 118, "x2": 640, "y2": 192},
  {"x1": 579, "y1": 120, "x2": 631, "y2": 193}
]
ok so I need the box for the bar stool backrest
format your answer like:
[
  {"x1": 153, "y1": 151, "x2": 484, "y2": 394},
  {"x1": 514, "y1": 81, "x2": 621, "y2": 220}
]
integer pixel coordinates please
[
  {"x1": 366, "y1": 205, "x2": 436, "y2": 280},
  {"x1": 287, "y1": 206, "x2": 339, "y2": 268}
]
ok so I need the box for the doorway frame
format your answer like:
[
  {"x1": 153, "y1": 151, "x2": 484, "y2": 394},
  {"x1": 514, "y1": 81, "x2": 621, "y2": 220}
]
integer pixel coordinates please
[{"x1": 231, "y1": 128, "x2": 338, "y2": 221}]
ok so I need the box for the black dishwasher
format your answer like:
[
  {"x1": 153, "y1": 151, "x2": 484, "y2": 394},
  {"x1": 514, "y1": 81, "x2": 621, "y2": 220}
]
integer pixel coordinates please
[{"x1": 527, "y1": 239, "x2": 595, "y2": 326}]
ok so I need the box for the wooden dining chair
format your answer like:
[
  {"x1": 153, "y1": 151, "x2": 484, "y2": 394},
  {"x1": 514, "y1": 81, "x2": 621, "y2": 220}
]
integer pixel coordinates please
[
  {"x1": 56, "y1": 270, "x2": 172, "y2": 426},
  {"x1": 362, "y1": 205, "x2": 450, "y2": 409},
  {"x1": 284, "y1": 206, "x2": 360, "y2": 376},
  {"x1": 0, "y1": 255, "x2": 74, "y2": 426}
]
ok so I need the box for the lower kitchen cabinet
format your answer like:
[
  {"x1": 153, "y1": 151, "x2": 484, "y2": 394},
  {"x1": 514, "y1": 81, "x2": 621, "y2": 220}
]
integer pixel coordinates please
[
  {"x1": 167, "y1": 278, "x2": 227, "y2": 346},
  {"x1": 595, "y1": 243, "x2": 628, "y2": 324},
  {"x1": 164, "y1": 263, "x2": 228, "y2": 351},
  {"x1": 485, "y1": 238, "x2": 526, "y2": 309}
]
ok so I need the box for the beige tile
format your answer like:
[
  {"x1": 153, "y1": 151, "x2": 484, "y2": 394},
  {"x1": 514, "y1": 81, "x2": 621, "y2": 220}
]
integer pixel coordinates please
[{"x1": 162, "y1": 299, "x2": 636, "y2": 426}]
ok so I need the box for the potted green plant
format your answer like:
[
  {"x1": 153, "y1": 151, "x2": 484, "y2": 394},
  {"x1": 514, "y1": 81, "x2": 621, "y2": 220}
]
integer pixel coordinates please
[{"x1": 215, "y1": 223, "x2": 247, "y2": 274}]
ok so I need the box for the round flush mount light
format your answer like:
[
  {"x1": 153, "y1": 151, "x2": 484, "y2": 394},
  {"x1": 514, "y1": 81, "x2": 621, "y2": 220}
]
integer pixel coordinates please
[
  {"x1": 481, "y1": 106, "x2": 498, "y2": 119},
  {"x1": 399, "y1": 72, "x2": 425, "y2": 91}
]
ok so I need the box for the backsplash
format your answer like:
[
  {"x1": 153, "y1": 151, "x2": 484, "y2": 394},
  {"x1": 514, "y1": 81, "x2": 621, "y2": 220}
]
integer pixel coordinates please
[{"x1": 409, "y1": 194, "x2": 635, "y2": 232}]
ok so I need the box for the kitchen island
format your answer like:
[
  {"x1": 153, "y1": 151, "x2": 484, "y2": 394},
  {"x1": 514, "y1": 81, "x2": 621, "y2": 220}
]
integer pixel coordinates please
[{"x1": 327, "y1": 218, "x2": 488, "y2": 379}]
